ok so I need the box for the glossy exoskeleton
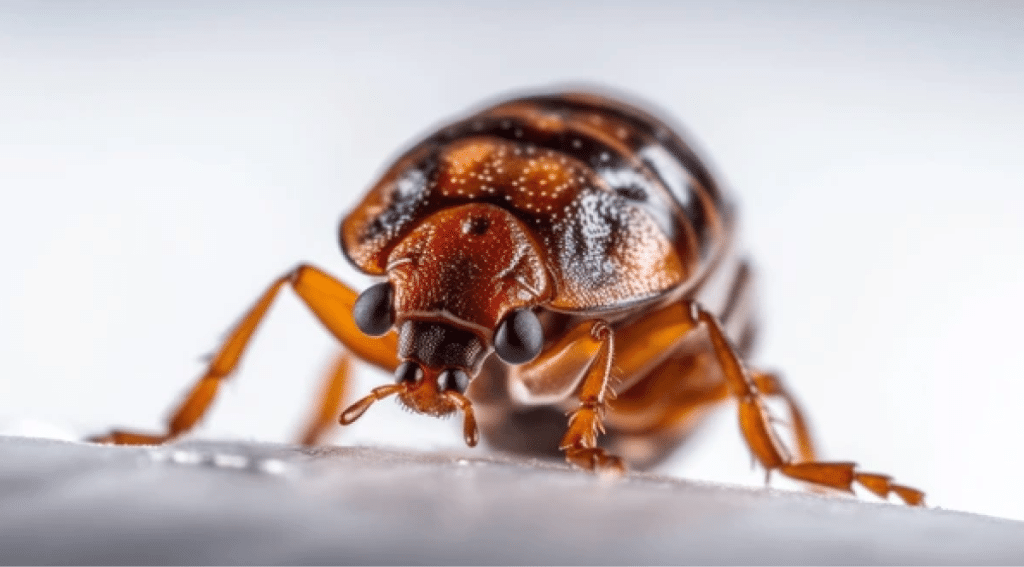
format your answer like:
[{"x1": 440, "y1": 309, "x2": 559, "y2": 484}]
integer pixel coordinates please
[{"x1": 92, "y1": 91, "x2": 923, "y2": 505}]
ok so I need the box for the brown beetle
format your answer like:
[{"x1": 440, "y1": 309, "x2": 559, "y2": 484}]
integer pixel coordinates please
[{"x1": 92, "y1": 91, "x2": 923, "y2": 505}]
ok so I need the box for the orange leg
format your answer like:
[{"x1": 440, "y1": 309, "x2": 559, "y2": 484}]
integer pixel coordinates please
[
  {"x1": 512, "y1": 300, "x2": 755, "y2": 473},
  {"x1": 751, "y1": 371, "x2": 817, "y2": 463},
  {"x1": 511, "y1": 320, "x2": 621, "y2": 471},
  {"x1": 553, "y1": 301, "x2": 739, "y2": 471},
  {"x1": 89, "y1": 264, "x2": 398, "y2": 445},
  {"x1": 296, "y1": 352, "x2": 354, "y2": 446},
  {"x1": 548, "y1": 299, "x2": 923, "y2": 504},
  {"x1": 690, "y1": 302, "x2": 924, "y2": 506},
  {"x1": 602, "y1": 353, "x2": 730, "y2": 469},
  {"x1": 514, "y1": 302, "x2": 734, "y2": 473},
  {"x1": 600, "y1": 357, "x2": 824, "y2": 471},
  {"x1": 607, "y1": 353, "x2": 729, "y2": 433},
  {"x1": 559, "y1": 323, "x2": 622, "y2": 472}
]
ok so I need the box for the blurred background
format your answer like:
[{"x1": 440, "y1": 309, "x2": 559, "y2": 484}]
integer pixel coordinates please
[{"x1": 2, "y1": 1, "x2": 1023, "y2": 521}]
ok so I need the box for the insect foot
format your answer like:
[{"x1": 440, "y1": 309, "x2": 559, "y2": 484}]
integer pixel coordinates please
[
  {"x1": 560, "y1": 403, "x2": 625, "y2": 474},
  {"x1": 565, "y1": 447, "x2": 627, "y2": 475}
]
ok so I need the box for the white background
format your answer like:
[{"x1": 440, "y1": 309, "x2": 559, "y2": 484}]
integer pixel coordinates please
[{"x1": 2, "y1": 1, "x2": 1023, "y2": 521}]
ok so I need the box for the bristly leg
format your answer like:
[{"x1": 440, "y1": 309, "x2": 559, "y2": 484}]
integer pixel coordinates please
[
  {"x1": 692, "y1": 301, "x2": 925, "y2": 506},
  {"x1": 554, "y1": 322, "x2": 626, "y2": 474}
]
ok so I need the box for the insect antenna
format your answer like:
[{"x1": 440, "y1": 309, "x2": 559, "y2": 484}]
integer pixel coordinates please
[{"x1": 339, "y1": 384, "x2": 405, "y2": 425}]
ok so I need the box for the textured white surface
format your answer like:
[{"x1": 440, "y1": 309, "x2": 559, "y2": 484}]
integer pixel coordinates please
[{"x1": 1, "y1": 435, "x2": 1022, "y2": 565}]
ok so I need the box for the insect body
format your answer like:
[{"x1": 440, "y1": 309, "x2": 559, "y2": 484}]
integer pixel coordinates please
[{"x1": 92, "y1": 91, "x2": 923, "y2": 505}]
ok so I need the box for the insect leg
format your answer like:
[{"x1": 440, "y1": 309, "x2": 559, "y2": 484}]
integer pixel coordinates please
[
  {"x1": 690, "y1": 302, "x2": 925, "y2": 506},
  {"x1": 558, "y1": 322, "x2": 624, "y2": 472},
  {"x1": 514, "y1": 302, "x2": 720, "y2": 471},
  {"x1": 511, "y1": 320, "x2": 621, "y2": 472},
  {"x1": 90, "y1": 264, "x2": 398, "y2": 445},
  {"x1": 597, "y1": 356, "x2": 729, "y2": 469},
  {"x1": 295, "y1": 351, "x2": 353, "y2": 446},
  {"x1": 601, "y1": 358, "x2": 813, "y2": 469},
  {"x1": 750, "y1": 371, "x2": 817, "y2": 462}
]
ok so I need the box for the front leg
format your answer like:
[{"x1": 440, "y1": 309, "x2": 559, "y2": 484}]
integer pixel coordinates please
[
  {"x1": 90, "y1": 264, "x2": 398, "y2": 445},
  {"x1": 559, "y1": 322, "x2": 624, "y2": 472}
]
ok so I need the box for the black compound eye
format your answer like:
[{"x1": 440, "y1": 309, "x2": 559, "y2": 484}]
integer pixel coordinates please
[
  {"x1": 493, "y1": 309, "x2": 543, "y2": 364},
  {"x1": 395, "y1": 361, "x2": 423, "y2": 385},
  {"x1": 353, "y1": 282, "x2": 394, "y2": 336},
  {"x1": 438, "y1": 368, "x2": 470, "y2": 394}
]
